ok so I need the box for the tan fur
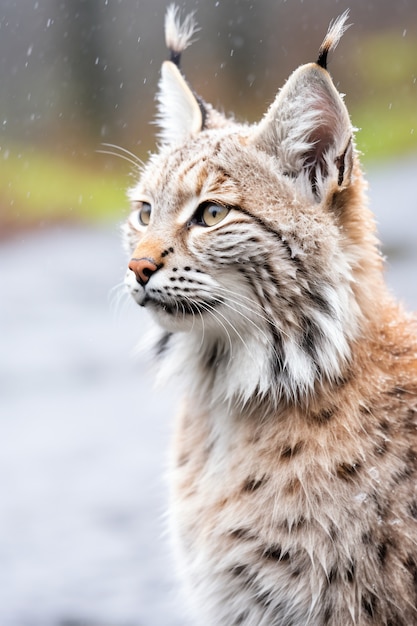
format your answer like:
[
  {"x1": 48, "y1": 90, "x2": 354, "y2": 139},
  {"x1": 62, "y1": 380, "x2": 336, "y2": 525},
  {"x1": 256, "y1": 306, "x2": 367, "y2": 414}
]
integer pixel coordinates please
[{"x1": 123, "y1": 8, "x2": 417, "y2": 625}]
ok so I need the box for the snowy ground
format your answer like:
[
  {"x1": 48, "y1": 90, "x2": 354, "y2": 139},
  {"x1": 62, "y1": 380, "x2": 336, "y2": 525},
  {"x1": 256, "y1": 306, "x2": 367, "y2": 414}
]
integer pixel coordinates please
[{"x1": 0, "y1": 155, "x2": 416, "y2": 626}]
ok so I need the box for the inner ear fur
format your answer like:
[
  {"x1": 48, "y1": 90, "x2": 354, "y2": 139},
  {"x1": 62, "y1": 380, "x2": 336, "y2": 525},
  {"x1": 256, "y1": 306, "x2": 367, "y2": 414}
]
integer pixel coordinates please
[
  {"x1": 156, "y1": 60, "x2": 204, "y2": 146},
  {"x1": 251, "y1": 63, "x2": 354, "y2": 201}
]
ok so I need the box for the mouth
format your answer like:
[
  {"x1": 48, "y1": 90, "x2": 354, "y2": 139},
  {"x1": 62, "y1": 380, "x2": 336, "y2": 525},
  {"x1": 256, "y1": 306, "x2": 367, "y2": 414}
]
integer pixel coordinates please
[
  {"x1": 143, "y1": 294, "x2": 223, "y2": 316},
  {"x1": 126, "y1": 271, "x2": 224, "y2": 318}
]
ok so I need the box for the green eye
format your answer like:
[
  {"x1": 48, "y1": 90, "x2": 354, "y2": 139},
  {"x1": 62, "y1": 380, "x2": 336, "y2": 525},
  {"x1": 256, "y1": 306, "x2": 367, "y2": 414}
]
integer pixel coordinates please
[
  {"x1": 137, "y1": 201, "x2": 152, "y2": 226},
  {"x1": 192, "y1": 202, "x2": 230, "y2": 227}
]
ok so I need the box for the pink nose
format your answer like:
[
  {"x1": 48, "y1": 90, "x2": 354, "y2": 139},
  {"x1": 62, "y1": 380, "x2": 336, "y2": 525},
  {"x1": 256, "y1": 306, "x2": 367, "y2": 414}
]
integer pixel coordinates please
[{"x1": 128, "y1": 257, "x2": 158, "y2": 285}]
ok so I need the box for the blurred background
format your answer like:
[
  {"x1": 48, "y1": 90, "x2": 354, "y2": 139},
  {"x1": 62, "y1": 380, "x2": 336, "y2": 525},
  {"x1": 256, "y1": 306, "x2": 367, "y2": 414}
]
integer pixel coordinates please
[
  {"x1": 0, "y1": 1, "x2": 416, "y2": 625},
  {"x1": 1, "y1": 0, "x2": 416, "y2": 233}
]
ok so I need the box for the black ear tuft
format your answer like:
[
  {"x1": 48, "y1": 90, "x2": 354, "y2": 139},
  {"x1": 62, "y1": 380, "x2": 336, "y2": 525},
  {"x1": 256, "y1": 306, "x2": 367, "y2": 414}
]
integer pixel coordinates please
[
  {"x1": 316, "y1": 10, "x2": 351, "y2": 70},
  {"x1": 169, "y1": 49, "x2": 182, "y2": 68},
  {"x1": 165, "y1": 4, "x2": 199, "y2": 69},
  {"x1": 316, "y1": 47, "x2": 329, "y2": 71}
]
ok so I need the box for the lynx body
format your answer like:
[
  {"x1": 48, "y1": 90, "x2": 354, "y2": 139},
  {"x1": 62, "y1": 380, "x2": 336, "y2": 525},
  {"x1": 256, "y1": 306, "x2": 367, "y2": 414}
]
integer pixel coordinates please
[{"x1": 124, "y1": 8, "x2": 417, "y2": 625}]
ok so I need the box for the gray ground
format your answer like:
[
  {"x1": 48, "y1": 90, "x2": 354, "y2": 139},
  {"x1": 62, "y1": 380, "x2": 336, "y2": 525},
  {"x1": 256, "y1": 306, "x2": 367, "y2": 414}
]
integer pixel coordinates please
[{"x1": 1, "y1": 155, "x2": 416, "y2": 626}]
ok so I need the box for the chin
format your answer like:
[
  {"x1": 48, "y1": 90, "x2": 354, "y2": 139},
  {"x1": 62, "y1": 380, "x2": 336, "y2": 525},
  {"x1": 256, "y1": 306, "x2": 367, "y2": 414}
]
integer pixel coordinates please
[{"x1": 147, "y1": 301, "x2": 203, "y2": 333}]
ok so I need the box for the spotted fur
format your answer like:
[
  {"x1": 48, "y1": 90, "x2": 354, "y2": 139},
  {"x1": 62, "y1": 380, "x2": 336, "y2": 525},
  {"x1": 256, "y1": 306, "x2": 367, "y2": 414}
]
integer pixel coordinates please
[{"x1": 123, "y1": 7, "x2": 417, "y2": 625}]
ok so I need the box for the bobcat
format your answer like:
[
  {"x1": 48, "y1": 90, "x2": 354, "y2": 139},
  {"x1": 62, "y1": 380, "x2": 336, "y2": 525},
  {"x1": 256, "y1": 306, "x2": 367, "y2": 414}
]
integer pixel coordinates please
[{"x1": 123, "y1": 6, "x2": 417, "y2": 625}]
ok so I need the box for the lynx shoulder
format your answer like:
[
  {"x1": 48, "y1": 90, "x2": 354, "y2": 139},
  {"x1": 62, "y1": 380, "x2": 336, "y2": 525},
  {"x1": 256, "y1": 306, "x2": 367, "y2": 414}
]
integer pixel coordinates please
[{"x1": 123, "y1": 6, "x2": 417, "y2": 625}]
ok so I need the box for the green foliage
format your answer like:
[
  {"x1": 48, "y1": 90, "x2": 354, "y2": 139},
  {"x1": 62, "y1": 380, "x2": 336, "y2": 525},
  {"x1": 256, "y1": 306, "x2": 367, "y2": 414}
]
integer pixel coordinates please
[
  {"x1": 353, "y1": 102, "x2": 416, "y2": 160},
  {"x1": 0, "y1": 145, "x2": 129, "y2": 227},
  {"x1": 348, "y1": 29, "x2": 417, "y2": 161}
]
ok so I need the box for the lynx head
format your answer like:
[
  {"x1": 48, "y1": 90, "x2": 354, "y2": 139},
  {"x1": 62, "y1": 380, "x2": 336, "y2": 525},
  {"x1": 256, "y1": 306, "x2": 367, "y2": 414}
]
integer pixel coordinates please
[{"x1": 124, "y1": 7, "x2": 379, "y2": 405}]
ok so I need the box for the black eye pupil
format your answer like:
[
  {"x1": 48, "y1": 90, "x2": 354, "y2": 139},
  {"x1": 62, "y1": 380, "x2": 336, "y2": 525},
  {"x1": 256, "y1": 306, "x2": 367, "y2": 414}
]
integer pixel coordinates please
[
  {"x1": 139, "y1": 202, "x2": 151, "y2": 225},
  {"x1": 189, "y1": 202, "x2": 229, "y2": 227}
]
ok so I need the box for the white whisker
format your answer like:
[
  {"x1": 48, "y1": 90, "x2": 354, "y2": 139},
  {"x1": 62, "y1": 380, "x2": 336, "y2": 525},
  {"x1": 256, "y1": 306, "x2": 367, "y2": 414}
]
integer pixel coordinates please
[
  {"x1": 216, "y1": 297, "x2": 282, "y2": 364},
  {"x1": 100, "y1": 142, "x2": 145, "y2": 167},
  {"x1": 189, "y1": 298, "x2": 234, "y2": 359},
  {"x1": 96, "y1": 148, "x2": 141, "y2": 169},
  {"x1": 201, "y1": 299, "x2": 255, "y2": 363},
  {"x1": 214, "y1": 286, "x2": 275, "y2": 325},
  {"x1": 213, "y1": 286, "x2": 305, "y2": 352},
  {"x1": 108, "y1": 281, "x2": 132, "y2": 320}
]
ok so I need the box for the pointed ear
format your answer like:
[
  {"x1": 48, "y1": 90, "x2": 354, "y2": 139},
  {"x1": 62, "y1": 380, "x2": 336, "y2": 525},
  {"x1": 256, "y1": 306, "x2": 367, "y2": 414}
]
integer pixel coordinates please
[
  {"x1": 251, "y1": 63, "x2": 354, "y2": 201},
  {"x1": 156, "y1": 60, "x2": 203, "y2": 146}
]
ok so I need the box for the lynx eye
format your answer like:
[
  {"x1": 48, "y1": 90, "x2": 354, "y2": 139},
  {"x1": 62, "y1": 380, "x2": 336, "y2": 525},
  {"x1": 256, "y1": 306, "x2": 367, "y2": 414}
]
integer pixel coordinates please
[
  {"x1": 192, "y1": 202, "x2": 230, "y2": 227},
  {"x1": 135, "y1": 201, "x2": 152, "y2": 226}
]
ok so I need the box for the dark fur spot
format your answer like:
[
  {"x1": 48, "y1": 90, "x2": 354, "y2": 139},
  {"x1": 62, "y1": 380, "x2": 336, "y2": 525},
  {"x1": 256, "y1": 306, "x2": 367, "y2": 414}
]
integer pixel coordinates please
[
  {"x1": 229, "y1": 565, "x2": 261, "y2": 602},
  {"x1": 377, "y1": 542, "x2": 388, "y2": 565},
  {"x1": 323, "y1": 606, "x2": 333, "y2": 625},
  {"x1": 404, "y1": 409, "x2": 417, "y2": 434},
  {"x1": 242, "y1": 475, "x2": 268, "y2": 492},
  {"x1": 346, "y1": 560, "x2": 356, "y2": 583},
  {"x1": 261, "y1": 545, "x2": 290, "y2": 562},
  {"x1": 362, "y1": 531, "x2": 372, "y2": 545},
  {"x1": 335, "y1": 369, "x2": 354, "y2": 388},
  {"x1": 386, "y1": 386, "x2": 407, "y2": 396},
  {"x1": 404, "y1": 555, "x2": 417, "y2": 585},
  {"x1": 308, "y1": 290, "x2": 334, "y2": 317},
  {"x1": 374, "y1": 439, "x2": 389, "y2": 457},
  {"x1": 284, "y1": 477, "x2": 302, "y2": 495},
  {"x1": 310, "y1": 407, "x2": 336, "y2": 424},
  {"x1": 270, "y1": 323, "x2": 285, "y2": 376},
  {"x1": 280, "y1": 441, "x2": 304, "y2": 460},
  {"x1": 155, "y1": 332, "x2": 172, "y2": 357},
  {"x1": 255, "y1": 589, "x2": 273, "y2": 608},
  {"x1": 328, "y1": 566, "x2": 338, "y2": 584},
  {"x1": 407, "y1": 448, "x2": 417, "y2": 468},
  {"x1": 404, "y1": 555, "x2": 417, "y2": 608},
  {"x1": 336, "y1": 462, "x2": 361, "y2": 482},
  {"x1": 362, "y1": 592, "x2": 379, "y2": 619},
  {"x1": 229, "y1": 564, "x2": 248, "y2": 577},
  {"x1": 380, "y1": 419, "x2": 391, "y2": 433},
  {"x1": 233, "y1": 612, "x2": 249, "y2": 625},
  {"x1": 409, "y1": 500, "x2": 417, "y2": 519},
  {"x1": 392, "y1": 459, "x2": 414, "y2": 483},
  {"x1": 320, "y1": 407, "x2": 336, "y2": 422},
  {"x1": 293, "y1": 515, "x2": 307, "y2": 529},
  {"x1": 205, "y1": 342, "x2": 221, "y2": 369},
  {"x1": 300, "y1": 316, "x2": 321, "y2": 359},
  {"x1": 369, "y1": 491, "x2": 387, "y2": 520},
  {"x1": 229, "y1": 528, "x2": 253, "y2": 541}
]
